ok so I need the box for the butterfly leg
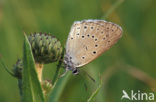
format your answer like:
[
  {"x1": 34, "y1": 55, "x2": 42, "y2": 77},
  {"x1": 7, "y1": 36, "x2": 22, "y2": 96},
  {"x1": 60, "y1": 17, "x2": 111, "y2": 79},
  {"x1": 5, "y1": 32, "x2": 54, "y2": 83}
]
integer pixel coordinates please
[{"x1": 59, "y1": 68, "x2": 69, "y2": 78}]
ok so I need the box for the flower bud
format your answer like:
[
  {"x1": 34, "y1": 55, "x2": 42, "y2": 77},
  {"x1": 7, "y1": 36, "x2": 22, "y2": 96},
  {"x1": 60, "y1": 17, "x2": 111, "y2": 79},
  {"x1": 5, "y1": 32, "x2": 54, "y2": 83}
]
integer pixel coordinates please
[
  {"x1": 28, "y1": 33, "x2": 63, "y2": 64},
  {"x1": 13, "y1": 59, "x2": 23, "y2": 79},
  {"x1": 42, "y1": 80, "x2": 53, "y2": 95}
]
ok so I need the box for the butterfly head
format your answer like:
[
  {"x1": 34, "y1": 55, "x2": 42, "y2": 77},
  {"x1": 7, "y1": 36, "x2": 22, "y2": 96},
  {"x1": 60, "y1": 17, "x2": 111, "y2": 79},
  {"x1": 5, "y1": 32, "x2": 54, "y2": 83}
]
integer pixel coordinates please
[{"x1": 64, "y1": 54, "x2": 79, "y2": 75}]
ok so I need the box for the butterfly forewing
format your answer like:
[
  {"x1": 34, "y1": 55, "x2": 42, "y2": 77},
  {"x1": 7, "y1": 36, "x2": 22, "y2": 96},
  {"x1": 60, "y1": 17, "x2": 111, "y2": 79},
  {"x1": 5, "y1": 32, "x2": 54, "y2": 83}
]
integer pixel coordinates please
[{"x1": 66, "y1": 20, "x2": 122, "y2": 68}]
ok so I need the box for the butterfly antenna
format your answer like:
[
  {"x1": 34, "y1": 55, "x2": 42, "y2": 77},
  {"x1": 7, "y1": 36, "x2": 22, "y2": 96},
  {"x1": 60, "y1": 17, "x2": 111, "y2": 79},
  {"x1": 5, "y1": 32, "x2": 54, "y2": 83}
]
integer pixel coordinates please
[
  {"x1": 59, "y1": 69, "x2": 68, "y2": 78},
  {"x1": 84, "y1": 81, "x2": 88, "y2": 92},
  {"x1": 81, "y1": 69, "x2": 96, "y2": 83},
  {"x1": 76, "y1": 72, "x2": 89, "y2": 92}
]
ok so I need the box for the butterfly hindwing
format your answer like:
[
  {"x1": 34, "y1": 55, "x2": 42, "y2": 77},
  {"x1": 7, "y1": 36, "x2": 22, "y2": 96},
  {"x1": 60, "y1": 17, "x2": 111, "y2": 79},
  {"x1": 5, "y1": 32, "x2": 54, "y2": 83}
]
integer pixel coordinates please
[{"x1": 66, "y1": 20, "x2": 122, "y2": 68}]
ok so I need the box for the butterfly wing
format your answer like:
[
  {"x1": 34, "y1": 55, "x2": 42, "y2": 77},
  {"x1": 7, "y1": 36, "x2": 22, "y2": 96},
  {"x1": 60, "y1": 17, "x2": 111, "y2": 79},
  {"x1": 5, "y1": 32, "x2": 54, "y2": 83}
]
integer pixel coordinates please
[{"x1": 66, "y1": 20, "x2": 122, "y2": 68}]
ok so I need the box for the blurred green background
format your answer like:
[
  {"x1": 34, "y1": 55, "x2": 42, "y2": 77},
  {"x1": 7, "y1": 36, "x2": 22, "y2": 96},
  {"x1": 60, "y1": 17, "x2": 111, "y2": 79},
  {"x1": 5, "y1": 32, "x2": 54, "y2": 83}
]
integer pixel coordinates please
[{"x1": 0, "y1": 0, "x2": 156, "y2": 102}]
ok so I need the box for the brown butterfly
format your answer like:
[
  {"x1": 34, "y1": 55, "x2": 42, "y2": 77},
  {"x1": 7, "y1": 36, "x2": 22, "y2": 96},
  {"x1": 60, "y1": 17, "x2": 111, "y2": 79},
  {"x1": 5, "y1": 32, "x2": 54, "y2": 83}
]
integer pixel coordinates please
[{"x1": 63, "y1": 19, "x2": 122, "y2": 75}]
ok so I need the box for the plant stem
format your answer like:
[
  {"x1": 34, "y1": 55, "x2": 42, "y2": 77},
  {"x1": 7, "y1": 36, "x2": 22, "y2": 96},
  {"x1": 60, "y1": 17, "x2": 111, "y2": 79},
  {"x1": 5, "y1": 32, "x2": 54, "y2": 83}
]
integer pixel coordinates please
[
  {"x1": 18, "y1": 79, "x2": 23, "y2": 101},
  {"x1": 35, "y1": 63, "x2": 44, "y2": 82},
  {"x1": 0, "y1": 58, "x2": 15, "y2": 77},
  {"x1": 52, "y1": 48, "x2": 65, "y2": 84},
  {"x1": 102, "y1": 0, "x2": 124, "y2": 19},
  {"x1": 52, "y1": 65, "x2": 61, "y2": 84}
]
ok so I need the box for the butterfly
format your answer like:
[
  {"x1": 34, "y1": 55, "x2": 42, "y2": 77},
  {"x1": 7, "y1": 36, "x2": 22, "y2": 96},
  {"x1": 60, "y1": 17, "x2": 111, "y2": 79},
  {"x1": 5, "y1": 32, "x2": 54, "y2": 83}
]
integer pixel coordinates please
[{"x1": 63, "y1": 19, "x2": 122, "y2": 75}]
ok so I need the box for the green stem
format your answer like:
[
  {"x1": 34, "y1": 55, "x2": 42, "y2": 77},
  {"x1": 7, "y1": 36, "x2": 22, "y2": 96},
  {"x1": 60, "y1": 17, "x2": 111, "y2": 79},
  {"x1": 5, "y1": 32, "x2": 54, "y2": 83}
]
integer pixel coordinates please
[
  {"x1": 18, "y1": 79, "x2": 23, "y2": 101},
  {"x1": 35, "y1": 63, "x2": 44, "y2": 82},
  {"x1": 102, "y1": 0, "x2": 124, "y2": 19},
  {"x1": 52, "y1": 65, "x2": 61, "y2": 84},
  {"x1": 52, "y1": 48, "x2": 65, "y2": 84},
  {"x1": 0, "y1": 58, "x2": 15, "y2": 77}
]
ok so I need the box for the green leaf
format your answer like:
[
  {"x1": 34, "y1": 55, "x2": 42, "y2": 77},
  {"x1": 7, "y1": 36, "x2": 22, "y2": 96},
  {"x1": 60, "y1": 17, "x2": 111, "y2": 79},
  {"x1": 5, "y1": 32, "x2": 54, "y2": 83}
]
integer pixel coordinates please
[
  {"x1": 22, "y1": 34, "x2": 44, "y2": 102},
  {"x1": 87, "y1": 78, "x2": 102, "y2": 102},
  {"x1": 0, "y1": 58, "x2": 15, "y2": 77},
  {"x1": 48, "y1": 72, "x2": 71, "y2": 102}
]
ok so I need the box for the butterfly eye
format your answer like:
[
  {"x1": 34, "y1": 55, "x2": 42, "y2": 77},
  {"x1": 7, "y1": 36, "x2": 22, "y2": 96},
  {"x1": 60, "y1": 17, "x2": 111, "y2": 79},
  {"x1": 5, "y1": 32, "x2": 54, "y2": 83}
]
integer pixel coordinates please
[{"x1": 72, "y1": 69, "x2": 79, "y2": 75}]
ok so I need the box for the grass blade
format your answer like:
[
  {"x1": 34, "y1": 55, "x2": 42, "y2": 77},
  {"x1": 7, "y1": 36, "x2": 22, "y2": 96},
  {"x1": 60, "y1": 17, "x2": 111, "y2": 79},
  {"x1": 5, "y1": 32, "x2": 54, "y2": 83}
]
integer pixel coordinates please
[
  {"x1": 22, "y1": 34, "x2": 44, "y2": 102},
  {"x1": 87, "y1": 78, "x2": 102, "y2": 102},
  {"x1": 48, "y1": 72, "x2": 71, "y2": 102},
  {"x1": 102, "y1": 0, "x2": 124, "y2": 19}
]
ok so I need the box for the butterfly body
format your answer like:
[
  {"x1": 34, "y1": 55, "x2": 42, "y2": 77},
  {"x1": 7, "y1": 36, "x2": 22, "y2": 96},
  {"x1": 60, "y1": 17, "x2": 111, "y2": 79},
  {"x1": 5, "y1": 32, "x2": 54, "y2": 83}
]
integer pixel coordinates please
[{"x1": 64, "y1": 19, "x2": 122, "y2": 75}]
